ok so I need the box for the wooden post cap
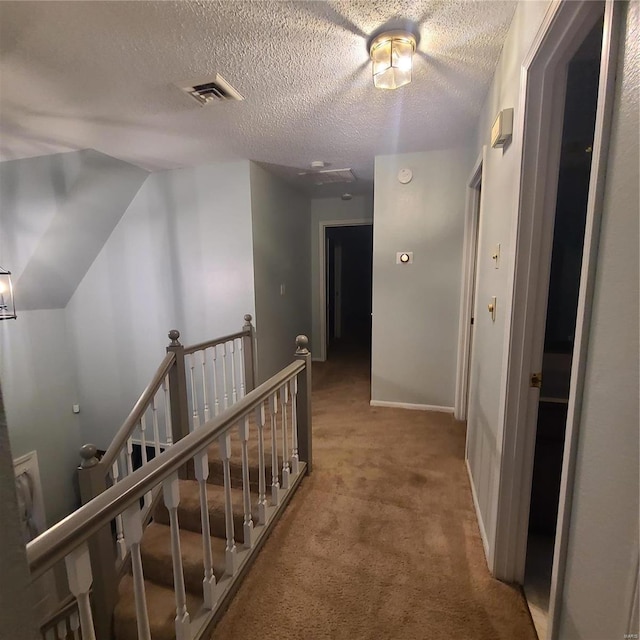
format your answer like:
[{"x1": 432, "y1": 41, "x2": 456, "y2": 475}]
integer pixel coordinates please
[
  {"x1": 244, "y1": 314, "x2": 253, "y2": 323},
  {"x1": 295, "y1": 335, "x2": 310, "y2": 355},
  {"x1": 168, "y1": 329, "x2": 181, "y2": 346},
  {"x1": 79, "y1": 444, "x2": 99, "y2": 468}
]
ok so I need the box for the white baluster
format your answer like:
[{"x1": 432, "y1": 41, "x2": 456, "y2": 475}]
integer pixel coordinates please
[
  {"x1": 230, "y1": 340, "x2": 238, "y2": 405},
  {"x1": 164, "y1": 375, "x2": 173, "y2": 447},
  {"x1": 239, "y1": 417, "x2": 254, "y2": 547},
  {"x1": 256, "y1": 404, "x2": 267, "y2": 525},
  {"x1": 269, "y1": 393, "x2": 280, "y2": 506},
  {"x1": 189, "y1": 353, "x2": 199, "y2": 431},
  {"x1": 122, "y1": 502, "x2": 151, "y2": 640},
  {"x1": 111, "y1": 461, "x2": 126, "y2": 560},
  {"x1": 238, "y1": 339, "x2": 246, "y2": 398},
  {"x1": 290, "y1": 377, "x2": 300, "y2": 476},
  {"x1": 70, "y1": 611, "x2": 80, "y2": 640},
  {"x1": 56, "y1": 619, "x2": 67, "y2": 639},
  {"x1": 219, "y1": 432, "x2": 237, "y2": 574},
  {"x1": 140, "y1": 416, "x2": 151, "y2": 509},
  {"x1": 162, "y1": 473, "x2": 191, "y2": 640},
  {"x1": 202, "y1": 349, "x2": 211, "y2": 423},
  {"x1": 64, "y1": 543, "x2": 96, "y2": 640},
  {"x1": 194, "y1": 449, "x2": 216, "y2": 609},
  {"x1": 151, "y1": 394, "x2": 161, "y2": 457},
  {"x1": 221, "y1": 343, "x2": 229, "y2": 410},
  {"x1": 281, "y1": 385, "x2": 290, "y2": 490},
  {"x1": 126, "y1": 436, "x2": 134, "y2": 476},
  {"x1": 212, "y1": 346, "x2": 220, "y2": 417}
]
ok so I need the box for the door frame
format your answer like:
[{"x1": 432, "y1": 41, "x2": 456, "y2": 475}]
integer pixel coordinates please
[
  {"x1": 492, "y1": 1, "x2": 621, "y2": 638},
  {"x1": 454, "y1": 149, "x2": 486, "y2": 422},
  {"x1": 318, "y1": 219, "x2": 373, "y2": 361},
  {"x1": 333, "y1": 243, "x2": 343, "y2": 340}
]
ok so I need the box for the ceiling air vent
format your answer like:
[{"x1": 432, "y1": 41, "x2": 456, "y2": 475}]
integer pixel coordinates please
[
  {"x1": 182, "y1": 74, "x2": 244, "y2": 105},
  {"x1": 298, "y1": 168, "x2": 356, "y2": 186}
]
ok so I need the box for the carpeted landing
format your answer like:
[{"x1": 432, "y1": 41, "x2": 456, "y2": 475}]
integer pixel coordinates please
[{"x1": 209, "y1": 346, "x2": 538, "y2": 640}]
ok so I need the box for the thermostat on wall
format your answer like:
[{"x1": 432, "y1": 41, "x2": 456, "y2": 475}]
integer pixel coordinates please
[
  {"x1": 397, "y1": 168, "x2": 413, "y2": 184},
  {"x1": 491, "y1": 108, "x2": 514, "y2": 148}
]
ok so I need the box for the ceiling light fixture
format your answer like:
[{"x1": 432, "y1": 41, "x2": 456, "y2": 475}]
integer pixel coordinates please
[{"x1": 369, "y1": 30, "x2": 417, "y2": 90}]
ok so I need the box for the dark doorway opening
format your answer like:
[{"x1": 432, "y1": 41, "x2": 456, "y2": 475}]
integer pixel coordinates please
[
  {"x1": 524, "y1": 16, "x2": 603, "y2": 637},
  {"x1": 325, "y1": 225, "x2": 373, "y2": 359}
]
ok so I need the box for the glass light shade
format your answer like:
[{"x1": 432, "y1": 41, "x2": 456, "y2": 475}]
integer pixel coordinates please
[
  {"x1": 370, "y1": 31, "x2": 416, "y2": 90},
  {"x1": 0, "y1": 267, "x2": 16, "y2": 320}
]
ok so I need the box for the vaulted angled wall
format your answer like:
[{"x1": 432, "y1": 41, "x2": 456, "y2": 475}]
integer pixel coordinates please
[
  {"x1": 66, "y1": 160, "x2": 256, "y2": 451},
  {"x1": 0, "y1": 149, "x2": 149, "y2": 523},
  {"x1": 0, "y1": 150, "x2": 308, "y2": 525}
]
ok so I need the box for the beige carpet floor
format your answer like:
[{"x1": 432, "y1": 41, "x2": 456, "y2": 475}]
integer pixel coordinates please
[{"x1": 210, "y1": 345, "x2": 537, "y2": 640}]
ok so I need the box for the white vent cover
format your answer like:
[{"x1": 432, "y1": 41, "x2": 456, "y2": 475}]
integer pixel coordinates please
[
  {"x1": 298, "y1": 168, "x2": 356, "y2": 186},
  {"x1": 182, "y1": 74, "x2": 244, "y2": 105}
]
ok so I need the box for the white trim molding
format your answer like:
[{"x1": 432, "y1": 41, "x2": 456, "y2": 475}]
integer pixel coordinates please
[
  {"x1": 466, "y1": 459, "x2": 490, "y2": 562},
  {"x1": 369, "y1": 400, "x2": 454, "y2": 413},
  {"x1": 454, "y1": 149, "x2": 486, "y2": 422},
  {"x1": 488, "y1": 3, "x2": 621, "y2": 640}
]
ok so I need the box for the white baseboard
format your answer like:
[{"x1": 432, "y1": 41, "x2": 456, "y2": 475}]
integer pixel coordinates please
[
  {"x1": 369, "y1": 400, "x2": 454, "y2": 413},
  {"x1": 466, "y1": 457, "x2": 490, "y2": 563}
]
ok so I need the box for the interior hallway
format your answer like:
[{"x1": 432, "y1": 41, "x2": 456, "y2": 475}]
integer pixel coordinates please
[{"x1": 211, "y1": 346, "x2": 537, "y2": 640}]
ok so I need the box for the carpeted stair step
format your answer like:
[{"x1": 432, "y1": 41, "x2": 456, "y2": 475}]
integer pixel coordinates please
[
  {"x1": 114, "y1": 574, "x2": 203, "y2": 640},
  {"x1": 206, "y1": 421, "x2": 283, "y2": 491},
  {"x1": 139, "y1": 522, "x2": 227, "y2": 595},
  {"x1": 153, "y1": 479, "x2": 260, "y2": 543}
]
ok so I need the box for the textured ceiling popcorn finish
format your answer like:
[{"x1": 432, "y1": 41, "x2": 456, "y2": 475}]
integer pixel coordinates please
[{"x1": 0, "y1": 1, "x2": 517, "y2": 195}]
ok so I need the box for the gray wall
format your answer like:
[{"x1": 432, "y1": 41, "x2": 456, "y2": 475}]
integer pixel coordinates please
[
  {"x1": 0, "y1": 150, "x2": 148, "y2": 310},
  {"x1": 0, "y1": 384, "x2": 39, "y2": 640},
  {"x1": 0, "y1": 310, "x2": 82, "y2": 524},
  {"x1": 309, "y1": 194, "x2": 373, "y2": 359},
  {"x1": 67, "y1": 161, "x2": 256, "y2": 449},
  {"x1": 250, "y1": 163, "x2": 311, "y2": 381},
  {"x1": 557, "y1": 3, "x2": 639, "y2": 637},
  {"x1": 465, "y1": 0, "x2": 551, "y2": 554},
  {"x1": 371, "y1": 150, "x2": 470, "y2": 408},
  {"x1": 0, "y1": 149, "x2": 146, "y2": 523}
]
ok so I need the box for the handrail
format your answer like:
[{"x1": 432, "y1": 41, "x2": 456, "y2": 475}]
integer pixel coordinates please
[
  {"x1": 27, "y1": 359, "x2": 305, "y2": 579},
  {"x1": 182, "y1": 329, "x2": 250, "y2": 356},
  {"x1": 39, "y1": 594, "x2": 78, "y2": 637},
  {"x1": 101, "y1": 352, "x2": 176, "y2": 470}
]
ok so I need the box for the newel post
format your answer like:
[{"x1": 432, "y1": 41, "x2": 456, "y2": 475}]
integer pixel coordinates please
[
  {"x1": 294, "y1": 335, "x2": 312, "y2": 474},
  {"x1": 242, "y1": 314, "x2": 257, "y2": 393},
  {"x1": 166, "y1": 330, "x2": 190, "y2": 445},
  {"x1": 77, "y1": 444, "x2": 117, "y2": 640}
]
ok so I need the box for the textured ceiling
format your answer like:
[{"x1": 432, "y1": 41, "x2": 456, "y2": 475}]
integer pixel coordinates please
[{"x1": 0, "y1": 1, "x2": 516, "y2": 195}]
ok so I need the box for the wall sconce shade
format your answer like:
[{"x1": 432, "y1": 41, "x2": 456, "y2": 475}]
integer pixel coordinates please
[
  {"x1": 370, "y1": 31, "x2": 416, "y2": 90},
  {"x1": 0, "y1": 267, "x2": 16, "y2": 320}
]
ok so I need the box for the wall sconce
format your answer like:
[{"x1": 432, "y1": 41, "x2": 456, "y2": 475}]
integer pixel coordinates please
[
  {"x1": 0, "y1": 267, "x2": 16, "y2": 320},
  {"x1": 369, "y1": 30, "x2": 417, "y2": 90}
]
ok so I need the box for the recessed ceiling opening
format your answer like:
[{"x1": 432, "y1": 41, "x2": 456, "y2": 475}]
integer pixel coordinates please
[{"x1": 297, "y1": 168, "x2": 356, "y2": 186}]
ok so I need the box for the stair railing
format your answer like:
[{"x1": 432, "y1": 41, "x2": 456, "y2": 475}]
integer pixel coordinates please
[
  {"x1": 73, "y1": 314, "x2": 256, "y2": 639},
  {"x1": 27, "y1": 331, "x2": 311, "y2": 640}
]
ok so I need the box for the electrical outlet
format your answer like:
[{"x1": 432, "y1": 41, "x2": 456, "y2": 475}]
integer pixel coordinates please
[{"x1": 72, "y1": 404, "x2": 80, "y2": 414}]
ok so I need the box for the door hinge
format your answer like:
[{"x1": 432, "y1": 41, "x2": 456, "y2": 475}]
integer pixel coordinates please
[
  {"x1": 470, "y1": 317, "x2": 474, "y2": 325},
  {"x1": 530, "y1": 372, "x2": 542, "y2": 388}
]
